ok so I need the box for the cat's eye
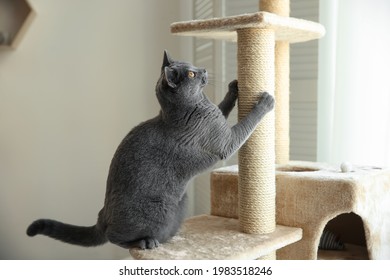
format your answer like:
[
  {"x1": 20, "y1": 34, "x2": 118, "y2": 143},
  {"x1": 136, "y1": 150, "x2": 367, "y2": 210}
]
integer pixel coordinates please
[{"x1": 188, "y1": 71, "x2": 196, "y2": 78}]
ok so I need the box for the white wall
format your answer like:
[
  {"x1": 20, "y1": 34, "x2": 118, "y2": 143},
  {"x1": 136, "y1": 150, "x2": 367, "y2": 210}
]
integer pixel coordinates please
[{"x1": 0, "y1": 0, "x2": 183, "y2": 259}]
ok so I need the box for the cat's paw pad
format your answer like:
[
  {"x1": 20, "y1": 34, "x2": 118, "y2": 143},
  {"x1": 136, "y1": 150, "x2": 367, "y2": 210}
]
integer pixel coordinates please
[
  {"x1": 257, "y1": 92, "x2": 275, "y2": 112},
  {"x1": 138, "y1": 238, "x2": 160, "y2": 250}
]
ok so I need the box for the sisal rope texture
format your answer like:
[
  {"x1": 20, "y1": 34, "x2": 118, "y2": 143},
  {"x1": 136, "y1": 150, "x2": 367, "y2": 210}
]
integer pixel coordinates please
[
  {"x1": 261, "y1": 0, "x2": 290, "y2": 164},
  {"x1": 237, "y1": 28, "x2": 276, "y2": 235}
]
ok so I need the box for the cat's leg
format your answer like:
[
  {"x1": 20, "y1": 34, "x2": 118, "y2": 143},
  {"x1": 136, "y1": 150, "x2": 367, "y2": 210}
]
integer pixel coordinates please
[
  {"x1": 218, "y1": 80, "x2": 238, "y2": 118},
  {"x1": 119, "y1": 198, "x2": 187, "y2": 250},
  {"x1": 219, "y1": 92, "x2": 275, "y2": 159},
  {"x1": 167, "y1": 193, "x2": 188, "y2": 238},
  {"x1": 135, "y1": 194, "x2": 188, "y2": 248},
  {"x1": 106, "y1": 196, "x2": 185, "y2": 250}
]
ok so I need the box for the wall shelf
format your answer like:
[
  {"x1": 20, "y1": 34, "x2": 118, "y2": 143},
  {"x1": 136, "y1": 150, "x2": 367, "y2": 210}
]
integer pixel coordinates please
[{"x1": 0, "y1": 0, "x2": 36, "y2": 49}]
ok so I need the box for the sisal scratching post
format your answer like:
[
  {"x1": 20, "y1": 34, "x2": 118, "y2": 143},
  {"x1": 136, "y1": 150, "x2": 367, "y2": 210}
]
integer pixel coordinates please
[
  {"x1": 237, "y1": 28, "x2": 275, "y2": 235},
  {"x1": 261, "y1": 0, "x2": 290, "y2": 164}
]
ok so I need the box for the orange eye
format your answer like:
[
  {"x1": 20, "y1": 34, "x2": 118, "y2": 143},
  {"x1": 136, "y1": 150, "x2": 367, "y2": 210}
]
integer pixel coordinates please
[{"x1": 188, "y1": 71, "x2": 195, "y2": 78}]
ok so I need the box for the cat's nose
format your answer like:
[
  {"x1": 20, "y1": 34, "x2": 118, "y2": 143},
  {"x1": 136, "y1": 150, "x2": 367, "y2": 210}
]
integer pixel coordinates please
[
  {"x1": 201, "y1": 70, "x2": 208, "y2": 85},
  {"x1": 201, "y1": 69, "x2": 208, "y2": 78}
]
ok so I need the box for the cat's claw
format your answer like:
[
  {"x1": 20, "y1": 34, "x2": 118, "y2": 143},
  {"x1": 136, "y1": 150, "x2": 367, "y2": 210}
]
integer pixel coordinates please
[{"x1": 138, "y1": 238, "x2": 160, "y2": 250}]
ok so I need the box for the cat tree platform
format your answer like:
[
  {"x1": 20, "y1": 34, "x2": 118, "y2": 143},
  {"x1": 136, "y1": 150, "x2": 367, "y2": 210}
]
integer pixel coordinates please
[
  {"x1": 129, "y1": 215, "x2": 302, "y2": 260},
  {"x1": 171, "y1": 11, "x2": 325, "y2": 43},
  {"x1": 210, "y1": 161, "x2": 390, "y2": 260}
]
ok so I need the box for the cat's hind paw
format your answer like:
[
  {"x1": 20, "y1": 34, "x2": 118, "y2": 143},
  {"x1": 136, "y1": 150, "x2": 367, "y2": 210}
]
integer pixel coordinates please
[{"x1": 138, "y1": 237, "x2": 160, "y2": 250}]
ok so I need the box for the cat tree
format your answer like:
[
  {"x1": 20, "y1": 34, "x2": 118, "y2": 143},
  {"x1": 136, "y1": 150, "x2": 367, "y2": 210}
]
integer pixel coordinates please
[
  {"x1": 130, "y1": 0, "x2": 327, "y2": 260},
  {"x1": 130, "y1": 0, "x2": 390, "y2": 260}
]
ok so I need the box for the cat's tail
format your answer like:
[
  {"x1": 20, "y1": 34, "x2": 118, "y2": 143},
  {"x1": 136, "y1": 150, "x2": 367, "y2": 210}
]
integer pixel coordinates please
[{"x1": 26, "y1": 219, "x2": 108, "y2": 247}]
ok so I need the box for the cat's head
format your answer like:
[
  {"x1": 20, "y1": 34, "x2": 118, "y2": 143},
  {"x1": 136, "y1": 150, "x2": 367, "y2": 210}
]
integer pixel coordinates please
[{"x1": 156, "y1": 50, "x2": 208, "y2": 106}]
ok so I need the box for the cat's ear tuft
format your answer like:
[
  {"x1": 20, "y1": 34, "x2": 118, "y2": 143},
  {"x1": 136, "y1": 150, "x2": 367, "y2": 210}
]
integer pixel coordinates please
[
  {"x1": 162, "y1": 50, "x2": 173, "y2": 70},
  {"x1": 164, "y1": 66, "x2": 177, "y2": 88}
]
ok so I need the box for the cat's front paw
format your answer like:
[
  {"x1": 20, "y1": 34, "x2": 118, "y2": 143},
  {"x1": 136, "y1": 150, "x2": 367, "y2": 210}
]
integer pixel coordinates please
[
  {"x1": 256, "y1": 92, "x2": 275, "y2": 113},
  {"x1": 228, "y1": 79, "x2": 238, "y2": 100},
  {"x1": 138, "y1": 237, "x2": 160, "y2": 250}
]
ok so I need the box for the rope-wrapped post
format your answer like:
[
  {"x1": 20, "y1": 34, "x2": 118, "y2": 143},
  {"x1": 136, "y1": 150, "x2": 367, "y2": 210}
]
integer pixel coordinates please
[
  {"x1": 261, "y1": 0, "x2": 290, "y2": 164},
  {"x1": 237, "y1": 28, "x2": 276, "y2": 235}
]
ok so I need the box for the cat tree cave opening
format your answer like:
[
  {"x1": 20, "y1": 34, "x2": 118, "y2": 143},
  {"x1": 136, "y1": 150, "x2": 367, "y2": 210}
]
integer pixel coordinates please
[{"x1": 317, "y1": 212, "x2": 369, "y2": 260}]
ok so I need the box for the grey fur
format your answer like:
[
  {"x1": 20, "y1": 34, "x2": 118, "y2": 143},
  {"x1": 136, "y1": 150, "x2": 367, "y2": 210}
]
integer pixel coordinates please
[{"x1": 26, "y1": 51, "x2": 274, "y2": 250}]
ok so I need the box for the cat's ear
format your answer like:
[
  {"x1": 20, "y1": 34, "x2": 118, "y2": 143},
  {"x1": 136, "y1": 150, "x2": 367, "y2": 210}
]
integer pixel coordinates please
[
  {"x1": 164, "y1": 67, "x2": 177, "y2": 88},
  {"x1": 162, "y1": 50, "x2": 173, "y2": 70}
]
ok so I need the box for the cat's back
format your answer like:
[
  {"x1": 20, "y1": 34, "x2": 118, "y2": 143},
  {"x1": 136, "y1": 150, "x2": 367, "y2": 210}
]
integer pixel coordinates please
[{"x1": 109, "y1": 116, "x2": 168, "y2": 170}]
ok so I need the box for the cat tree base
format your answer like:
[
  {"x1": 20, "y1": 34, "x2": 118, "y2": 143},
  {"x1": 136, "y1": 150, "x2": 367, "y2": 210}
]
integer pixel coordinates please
[
  {"x1": 210, "y1": 161, "x2": 390, "y2": 260},
  {"x1": 129, "y1": 215, "x2": 302, "y2": 260}
]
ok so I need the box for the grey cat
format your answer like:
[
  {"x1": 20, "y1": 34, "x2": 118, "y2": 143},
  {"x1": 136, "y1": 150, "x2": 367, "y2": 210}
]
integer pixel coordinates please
[{"x1": 26, "y1": 51, "x2": 274, "y2": 250}]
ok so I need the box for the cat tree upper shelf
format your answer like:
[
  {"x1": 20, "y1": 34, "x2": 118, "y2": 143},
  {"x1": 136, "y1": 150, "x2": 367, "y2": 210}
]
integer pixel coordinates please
[{"x1": 171, "y1": 11, "x2": 325, "y2": 43}]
